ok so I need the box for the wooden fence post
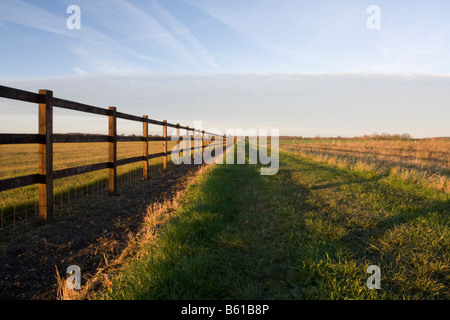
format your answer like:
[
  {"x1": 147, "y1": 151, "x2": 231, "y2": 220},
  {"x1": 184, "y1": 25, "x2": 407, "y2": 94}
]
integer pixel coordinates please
[
  {"x1": 38, "y1": 89, "x2": 53, "y2": 224},
  {"x1": 224, "y1": 135, "x2": 229, "y2": 162},
  {"x1": 192, "y1": 127, "x2": 195, "y2": 163},
  {"x1": 202, "y1": 130, "x2": 205, "y2": 151},
  {"x1": 143, "y1": 115, "x2": 149, "y2": 179},
  {"x1": 176, "y1": 123, "x2": 180, "y2": 160},
  {"x1": 186, "y1": 126, "x2": 190, "y2": 161},
  {"x1": 163, "y1": 120, "x2": 167, "y2": 170},
  {"x1": 108, "y1": 107, "x2": 117, "y2": 195}
]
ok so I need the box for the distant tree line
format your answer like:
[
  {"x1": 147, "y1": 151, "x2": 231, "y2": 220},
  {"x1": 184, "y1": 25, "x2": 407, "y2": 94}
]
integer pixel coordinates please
[
  {"x1": 281, "y1": 134, "x2": 450, "y2": 141},
  {"x1": 360, "y1": 133, "x2": 413, "y2": 141},
  {"x1": 281, "y1": 133, "x2": 414, "y2": 141}
]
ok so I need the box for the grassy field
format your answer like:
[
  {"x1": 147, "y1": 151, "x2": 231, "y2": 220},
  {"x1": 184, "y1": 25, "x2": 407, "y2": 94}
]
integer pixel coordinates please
[
  {"x1": 0, "y1": 141, "x2": 179, "y2": 228},
  {"x1": 92, "y1": 143, "x2": 449, "y2": 300},
  {"x1": 280, "y1": 139, "x2": 449, "y2": 193}
]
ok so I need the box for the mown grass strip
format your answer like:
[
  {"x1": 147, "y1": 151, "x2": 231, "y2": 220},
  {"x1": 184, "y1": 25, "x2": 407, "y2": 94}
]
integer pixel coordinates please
[
  {"x1": 100, "y1": 145, "x2": 297, "y2": 300},
  {"x1": 98, "y1": 146, "x2": 449, "y2": 300}
]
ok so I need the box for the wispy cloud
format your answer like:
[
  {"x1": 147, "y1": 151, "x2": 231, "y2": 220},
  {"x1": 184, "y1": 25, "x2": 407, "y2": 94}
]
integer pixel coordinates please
[
  {"x1": 0, "y1": 0, "x2": 220, "y2": 74},
  {"x1": 183, "y1": 0, "x2": 450, "y2": 74},
  {"x1": 0, "y1": 0, "x2": 143, "y2": 74},
  {"x1": 73, "y1": 67, "x2": 87, "y2": 75},
  {"x1": 0, "y1": 0, "x2": 69, "y2": 35},
  {"x1": 1, "y1": 0, "x2": 449, "y2": 76},
  {"x1": 150, "y1": 0, "x2": 220, "y2": 71},
  {"x1": 0, "y1": 0, "x2": 114, "y2": 44},
  {"x1": 81, "y1": 0, "x2": 196, "y2": 64},
  {"x1": 73, "y1": 0, "x2": 219, "y2": 71}
]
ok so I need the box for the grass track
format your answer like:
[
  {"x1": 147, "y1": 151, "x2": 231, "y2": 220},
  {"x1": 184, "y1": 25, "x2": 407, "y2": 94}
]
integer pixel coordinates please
[{"x1": 99, "y1": 146, "x2": 449, "y2": 300}]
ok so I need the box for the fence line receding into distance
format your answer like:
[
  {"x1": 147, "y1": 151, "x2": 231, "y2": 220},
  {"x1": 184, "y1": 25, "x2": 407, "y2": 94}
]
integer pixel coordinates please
[{"x1": 0, "y1": 85, "x2": 232, "y2": 226}]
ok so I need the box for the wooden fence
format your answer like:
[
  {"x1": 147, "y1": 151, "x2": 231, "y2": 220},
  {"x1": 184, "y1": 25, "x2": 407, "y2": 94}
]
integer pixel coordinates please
[{"x1": 0, "y1": 85, "x2": 232, "y2": 225}]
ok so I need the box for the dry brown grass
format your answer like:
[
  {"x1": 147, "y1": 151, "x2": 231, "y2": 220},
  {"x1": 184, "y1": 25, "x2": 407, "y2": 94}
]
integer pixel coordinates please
[
  {"x1": 0, "y1": 141, "x2": 179, "y2": 229},
  {"x1": 281, "y1": 139, "x2": 450, "y2": 192},
  {"x1": 0, "y1": 141, "x2": 179, "y2": 179}
]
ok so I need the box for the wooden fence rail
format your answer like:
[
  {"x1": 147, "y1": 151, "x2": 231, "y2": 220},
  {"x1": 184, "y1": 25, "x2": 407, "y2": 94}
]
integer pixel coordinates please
[{"x1": 0, "y1": 84, "x2": 232, "y2": 225}]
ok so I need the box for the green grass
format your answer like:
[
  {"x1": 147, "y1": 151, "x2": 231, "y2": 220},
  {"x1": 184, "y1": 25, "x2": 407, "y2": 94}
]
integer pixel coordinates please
[
  {"x1": 97, "y1": 144, "x2": 449, "y2": 300},
  {"x1": 275, "y1": 152, "x2": 449, "y2": 299}
]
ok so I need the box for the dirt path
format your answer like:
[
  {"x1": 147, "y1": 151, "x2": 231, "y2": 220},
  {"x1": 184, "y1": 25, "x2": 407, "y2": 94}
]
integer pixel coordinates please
[{"x1": 0, "y1": 163, "x2": 204, "y2": 300}]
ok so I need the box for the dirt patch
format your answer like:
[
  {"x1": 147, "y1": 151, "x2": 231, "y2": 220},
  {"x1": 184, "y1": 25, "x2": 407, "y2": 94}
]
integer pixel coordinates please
[{"x1": 0, "y1": 163, "x2": 206, "y2": 300}]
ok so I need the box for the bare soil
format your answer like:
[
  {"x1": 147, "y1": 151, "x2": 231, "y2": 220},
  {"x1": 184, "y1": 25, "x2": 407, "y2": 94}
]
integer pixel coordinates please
[{"x1": 0, "y1": 163, "x2": 204, "y2": 300}]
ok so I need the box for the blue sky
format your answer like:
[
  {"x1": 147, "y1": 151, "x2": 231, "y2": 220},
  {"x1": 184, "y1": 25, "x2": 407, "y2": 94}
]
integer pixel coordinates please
[{"x1": 1, "y1": 0, "x2": 450, "y2": 137}]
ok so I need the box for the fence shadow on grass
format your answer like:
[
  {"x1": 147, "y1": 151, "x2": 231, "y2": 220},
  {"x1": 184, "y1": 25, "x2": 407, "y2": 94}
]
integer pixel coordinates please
[{"x1": 276, "y1": 150, "x2": 449, "y2": 299}]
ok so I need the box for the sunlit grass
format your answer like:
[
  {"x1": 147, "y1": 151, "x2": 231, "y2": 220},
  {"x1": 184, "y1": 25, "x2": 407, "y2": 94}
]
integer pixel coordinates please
[
  {"x1": 280, "y1": 139, "x2": 450, "y2": 193},
  {"x1": 93, "y1": 144, "x2": 448, "y2": 300}
]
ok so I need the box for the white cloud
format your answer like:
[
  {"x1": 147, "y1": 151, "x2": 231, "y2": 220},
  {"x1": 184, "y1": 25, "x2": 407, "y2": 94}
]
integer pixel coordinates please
[
  {"x1": 1, "y1": 72, "x2": 449, "y2": 137},
  {"x1": 73, "y1": 67, "x2": 87, "y2": 75}
]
